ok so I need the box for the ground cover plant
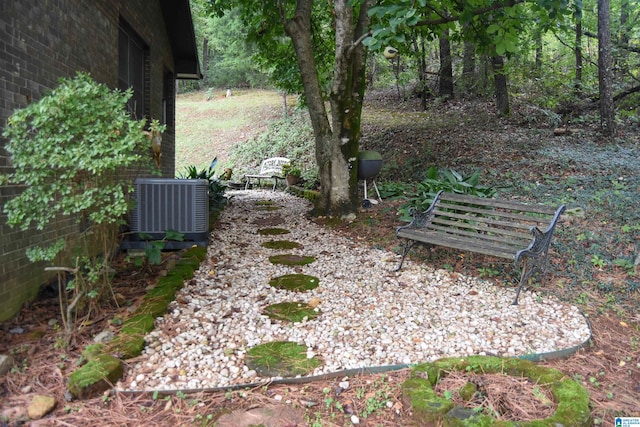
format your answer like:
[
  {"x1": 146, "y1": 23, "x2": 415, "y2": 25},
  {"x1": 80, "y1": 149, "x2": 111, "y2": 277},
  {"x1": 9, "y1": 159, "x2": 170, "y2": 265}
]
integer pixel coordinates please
[{"x1": 0, "y1": 89, "x2": 638, "y2": 426}]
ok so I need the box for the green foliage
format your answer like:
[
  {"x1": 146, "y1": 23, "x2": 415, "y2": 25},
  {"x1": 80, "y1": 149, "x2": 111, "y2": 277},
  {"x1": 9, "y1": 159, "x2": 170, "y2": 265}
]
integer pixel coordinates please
[
  {"x1": 282, "y1": 162, "x2": 302, "y2": 177},
  {"x1": 190, "y1": 4, "x2": 269, "y2": 89},
  {"x1": 227, "y1": 111, "x2": 316, "y2": 183},
  {"x1": 178, "y1": 159, "x2": 228, "y2": 210},
  {"x1": 2, "y1": 72, "x2": 152, "y2": 260},
  {"x1": 138, "y1": 231, "x2": 185, "y2": 265},
  {"x1": 1, "y1": 72, "x2": 154, "y2": 342},
  {"x1": 379, "y1": 166, "x2": 496, "y2": 221},
  {"x1": 204, "y1": 1, "x2": 335, "y2": 98}
]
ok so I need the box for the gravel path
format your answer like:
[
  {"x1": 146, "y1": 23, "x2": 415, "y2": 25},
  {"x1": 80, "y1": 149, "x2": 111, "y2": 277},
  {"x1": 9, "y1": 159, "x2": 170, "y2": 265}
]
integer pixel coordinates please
[{"x1": 118, "y1": 190, "x2": 591, "y2": 392}]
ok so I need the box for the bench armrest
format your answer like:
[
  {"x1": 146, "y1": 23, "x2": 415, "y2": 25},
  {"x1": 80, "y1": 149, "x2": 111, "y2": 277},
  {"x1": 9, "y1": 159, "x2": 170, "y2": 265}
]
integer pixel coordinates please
[
  {"x1": 515, "y1": 204, "x2": 565, "y2": 262},
  {"x1": 395, "y1": 190, "x2": 444, "y2": 237}
]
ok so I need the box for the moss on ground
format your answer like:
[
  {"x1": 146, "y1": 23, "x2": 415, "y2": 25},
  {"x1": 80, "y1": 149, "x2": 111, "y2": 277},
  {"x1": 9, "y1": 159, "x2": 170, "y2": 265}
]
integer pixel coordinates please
[
  {"x1": 261, "y1": 240, "x2": 301, "y2": 250},
  {"x1": 68, "y1": 354, "x2": 123, "y2": 399},
  {"x1": 67, "y1": 245, "x2": 206, "y2": 399},
  {"x1": 268, "y1": 274, "x2": 320, "y2": 291},
  {"x1": 268, "y1": 254, "x2": 315, "y2": 266},
  {"x1": 120, "y1": 313, "x2": 155, "y2": 335},
  {"x1": 404, "y1": 356, "x2": 592, "y2": 426},
  {"x1": 245, "y1": 341, "x2": 322, "y2": 377},
  {"x1": 286, "y1": 186, "x2": 319, "y2": 202},
  {"x1": 263, "y1": 301, "x2": 321, "y2": 322}
]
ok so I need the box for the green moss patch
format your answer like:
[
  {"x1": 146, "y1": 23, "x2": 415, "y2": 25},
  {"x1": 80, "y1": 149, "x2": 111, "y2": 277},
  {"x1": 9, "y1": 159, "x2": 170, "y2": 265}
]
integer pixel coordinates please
[
  {"x1": 67, "y1": 245, "x2": 206, "y2": 399},
  {"x1": 257, "y1": 206, "x2": 281, "y2": 211},
  {"x1": 106, "y1": 333, "x2": 146, "y2": 360},
  {"x1": 68, "y1": 354, "x2": 123, "y2": 399},
  {"x1": 136, "y1": 297, "x2": 171, "y2": 318},
  {"x1": 263, "y1": 301, "x2": 321, "y2": 322},
  {"x1": 255, "y1": 200, "x2": 276, "y2": 206},
  {"x1": 120, "y1": 313, "x2": 155, "y2": 335},
  {"x1": 268, "y1": 254, "x2": 315, "y2": 266},
  {"x1": 269, "y1": 274, "x2": 320, "y2": 291},
  {"x1": 245, "y1": 341, "x2": 322, "y2": 377},
  {"x1": 404, "y1": 356, "x2": 592, "y2": 426},
  {"x1": 261, "y1": 240, "x2": 302, "y2": 250},
  {"x1": 257, "y1": 227, "x2": 290, "y2": 236}
]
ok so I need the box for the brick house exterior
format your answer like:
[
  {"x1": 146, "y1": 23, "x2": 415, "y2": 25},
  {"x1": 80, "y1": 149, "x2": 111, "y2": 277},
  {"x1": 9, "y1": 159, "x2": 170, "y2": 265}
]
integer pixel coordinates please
[{"x1": 0, "y1": 0, "x2": 200, "y2": 321}]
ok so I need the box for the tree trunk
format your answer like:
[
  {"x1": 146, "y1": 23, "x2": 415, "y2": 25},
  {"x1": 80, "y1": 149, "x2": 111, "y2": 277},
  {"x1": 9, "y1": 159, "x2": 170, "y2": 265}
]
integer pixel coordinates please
[
  {"x1": 535, "y1": 35, "x2": 542, "y2": 76},
  {"x1": 284, "y1": 0, "x2": 371, "y2": 217},
  {"x1": 412, "y1": 33, "x2": 430, "y2": 110},
  {"x1": 438, "y1": 30, "x2": 453, "y2": 98},
  {"x1": 616, "y1": 0, "x2": 629, "y2": 77},
  {"x1": 491, "y1": 55, "x2": 509, "y2": 116},
  {"x1": 201, "y1": 37, "x2": 209, "y2": 87},
  {"x1": 461, "y1": 40, "x2": 475, "y2": 96},
  {"x1": 598, "y1": 0, "x2": 616, "y2": 136},
  {"x1": 575, "y1": 20, "x2": 583, "y2": 95}
]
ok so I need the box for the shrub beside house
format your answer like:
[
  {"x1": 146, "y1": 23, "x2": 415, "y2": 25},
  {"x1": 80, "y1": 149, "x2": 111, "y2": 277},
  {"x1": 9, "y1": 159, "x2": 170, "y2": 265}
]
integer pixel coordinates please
[{"x1": 0, "y1": 0, "x2": 201, "y2": 321}]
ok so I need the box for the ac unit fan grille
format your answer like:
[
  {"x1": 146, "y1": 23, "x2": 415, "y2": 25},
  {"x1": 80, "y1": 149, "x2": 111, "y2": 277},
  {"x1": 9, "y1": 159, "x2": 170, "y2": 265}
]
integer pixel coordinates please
[{"x1": 131, "y1": 178, "x2": 209, "y2": 234}]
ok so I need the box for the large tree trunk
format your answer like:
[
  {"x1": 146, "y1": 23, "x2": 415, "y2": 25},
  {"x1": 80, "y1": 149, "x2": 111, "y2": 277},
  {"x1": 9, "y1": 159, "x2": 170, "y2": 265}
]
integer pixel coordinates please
[
  {"x1": 491, "y1": 55, "x2": 509, "y2": 116},
  {"x1": 598, "y1": 0, "x2": 616, "y2": 136},
  {"x1": 412, "y1": 33, "x2": 430, "y2": 110},
  {"x1": 438, "y1": 29, "x2": 453, "y2": 98},
  {"x1": 284, "y1": 0, "x2": 371, "y2": 217}
]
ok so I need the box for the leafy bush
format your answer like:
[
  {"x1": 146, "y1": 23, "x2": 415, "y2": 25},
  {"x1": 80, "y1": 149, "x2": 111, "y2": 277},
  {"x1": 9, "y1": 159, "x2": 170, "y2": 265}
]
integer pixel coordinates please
[
  {"x1": 178, "y1": 160, "x2": 228, "y2": 210},
  {"x1": 1, "y1": 72, "x2": 154, "y2": 339},
  {"x1": 379, "y1": 166, "x2": 496, "y2": 221}
]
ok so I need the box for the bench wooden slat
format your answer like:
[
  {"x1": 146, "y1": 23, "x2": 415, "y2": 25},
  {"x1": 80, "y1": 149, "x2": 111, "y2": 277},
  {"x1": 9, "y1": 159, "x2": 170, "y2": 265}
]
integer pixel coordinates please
[
  {"x1": 426, "y1": 222, "x2": 533, "y2": 246},
  {"x1": 435, "y1": 201, "x2": 555, "y2": 227},
  {"x1": 431, "y1": 209, "x2": 544, "y2": 236},
  {"x1": 397, "y1": 228, "x2": 526, "y2": 259},
  {"x1": 395, "y1": 190, "x2": 566, "y2": 305},
  {"x1": 439, "y1": 192, "x2": 559, "y2": 215}
]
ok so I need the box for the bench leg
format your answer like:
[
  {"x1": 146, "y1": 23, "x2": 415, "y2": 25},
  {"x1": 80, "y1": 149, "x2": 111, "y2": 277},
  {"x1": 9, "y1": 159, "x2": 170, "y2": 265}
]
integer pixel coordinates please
[
  {"x1": 512, "y1": 253, "x2": 551, "y2": 305},
  {"x1": 512, "y1": 258, "x2": 530, "y2": 305},
  {"x1": 395, "y1": 239, "x2": 417, "y2": 271}
]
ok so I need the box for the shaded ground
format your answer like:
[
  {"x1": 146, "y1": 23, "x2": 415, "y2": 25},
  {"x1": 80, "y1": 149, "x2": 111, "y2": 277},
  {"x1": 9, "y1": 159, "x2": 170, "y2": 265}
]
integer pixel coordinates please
[{"x1": 1, "y1": 90, "x2": 639, "y2": 426}]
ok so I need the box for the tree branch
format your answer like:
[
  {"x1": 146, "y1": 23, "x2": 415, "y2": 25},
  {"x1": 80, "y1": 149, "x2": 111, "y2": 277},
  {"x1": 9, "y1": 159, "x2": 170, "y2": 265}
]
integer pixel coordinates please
[
  {"x1": 583, "y1": 30, "x2": 640, "y2": 54},
  {"x1": 414, "y1": 0, "x2": 521, "y2": 26}
]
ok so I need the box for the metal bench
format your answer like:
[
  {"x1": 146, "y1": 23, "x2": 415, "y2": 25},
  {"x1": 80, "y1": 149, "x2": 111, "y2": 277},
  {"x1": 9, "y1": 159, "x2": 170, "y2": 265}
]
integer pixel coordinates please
[
  {"x1": 244, "y1": 157, "x2": 290, "y2": 190},
  {"x1": 395, "y1": 190, "x2": 565, "y2": 304}
]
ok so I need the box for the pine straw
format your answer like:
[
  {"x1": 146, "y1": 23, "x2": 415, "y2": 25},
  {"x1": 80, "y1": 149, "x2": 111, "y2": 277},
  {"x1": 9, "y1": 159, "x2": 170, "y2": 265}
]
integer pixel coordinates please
[
  {"x1": 433, "y1": 371, "x2": 555, "y2": 421},
  {"x1": 1, "y1": 255, "x2": 638, "y2": 426},
  {"x1": 541, "y1": 313, "x2": 640, "y2": 419}
]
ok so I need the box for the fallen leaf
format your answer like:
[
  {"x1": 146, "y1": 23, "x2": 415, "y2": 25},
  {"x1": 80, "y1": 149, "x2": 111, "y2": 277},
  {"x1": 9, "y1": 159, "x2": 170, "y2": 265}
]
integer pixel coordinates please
[
  {"x1": 308, "y1": 297, "x2": 321, "y2": 308},
  {"x1": 620, "y1": 321, "x2": 628, "y2": 327}
]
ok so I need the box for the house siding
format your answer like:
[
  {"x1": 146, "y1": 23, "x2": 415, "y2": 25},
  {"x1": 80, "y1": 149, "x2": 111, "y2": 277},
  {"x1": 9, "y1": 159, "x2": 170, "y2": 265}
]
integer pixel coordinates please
[{"x1": 0, "y1": 0, "x2": 180, "y2": 321}]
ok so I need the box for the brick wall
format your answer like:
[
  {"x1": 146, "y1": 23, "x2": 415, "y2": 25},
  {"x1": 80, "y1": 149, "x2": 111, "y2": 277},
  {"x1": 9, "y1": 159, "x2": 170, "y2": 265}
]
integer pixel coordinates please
[{"x1": 0, "y1": 0, "x2": 179, "y2": 321}]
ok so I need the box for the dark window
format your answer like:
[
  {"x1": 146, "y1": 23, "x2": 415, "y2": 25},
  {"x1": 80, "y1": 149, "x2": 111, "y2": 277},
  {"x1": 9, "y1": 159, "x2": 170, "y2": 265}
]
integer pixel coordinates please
[{"x1": 118, "y1": 21, "x2": 148, "y2": 120}]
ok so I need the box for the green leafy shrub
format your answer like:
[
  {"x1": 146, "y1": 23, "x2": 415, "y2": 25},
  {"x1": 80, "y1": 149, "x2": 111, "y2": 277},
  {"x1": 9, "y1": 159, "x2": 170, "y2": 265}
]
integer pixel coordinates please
[
  {"x1": 1, "y1": 72, "x2": 154, "y2": 338},
  {"x1": 379, "y1": 166, "x2": 496, "y2": 221},
  {"x1": 178, "y1": 159, "x2": 228, "y2": 210}
]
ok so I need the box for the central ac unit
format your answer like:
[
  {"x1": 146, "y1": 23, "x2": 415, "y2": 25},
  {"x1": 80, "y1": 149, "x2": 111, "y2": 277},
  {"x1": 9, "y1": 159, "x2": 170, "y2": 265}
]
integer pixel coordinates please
[{"x1": 123, "y1": 178, "x2": 209, "y2": 249}]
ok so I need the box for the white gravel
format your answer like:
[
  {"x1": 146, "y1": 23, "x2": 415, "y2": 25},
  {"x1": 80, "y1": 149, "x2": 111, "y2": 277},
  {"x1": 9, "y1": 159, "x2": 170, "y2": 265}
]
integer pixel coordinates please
[{"x1": 118, "y1": 190, "x2": 591, "y2": 391}]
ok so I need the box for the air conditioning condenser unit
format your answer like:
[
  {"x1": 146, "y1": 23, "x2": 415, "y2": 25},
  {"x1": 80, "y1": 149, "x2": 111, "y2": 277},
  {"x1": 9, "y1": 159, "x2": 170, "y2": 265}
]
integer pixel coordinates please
[{"x1": 121, "y1": 178, "x2": 209, "y2": 249}]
